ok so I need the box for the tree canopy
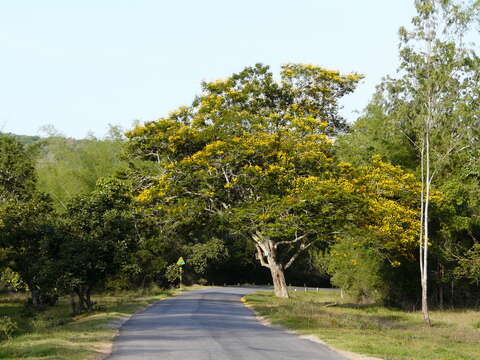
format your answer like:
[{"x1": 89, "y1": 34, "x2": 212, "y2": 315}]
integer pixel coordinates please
[{"x1": 124, "y1": 63, "x2": 425, "y2": 297}]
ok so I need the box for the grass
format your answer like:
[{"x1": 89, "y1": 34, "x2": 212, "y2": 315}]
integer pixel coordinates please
[
  {"x1": 244, "y1": 290, "x2": 480, "y2": 360},
  {"x1": 0, "y1": 286, "x2": 198, "y2": 360}
]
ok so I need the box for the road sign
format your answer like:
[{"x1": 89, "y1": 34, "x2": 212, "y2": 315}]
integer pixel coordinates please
[{"x1": 177, "y1": 257, "x2": 185, "y2": 266}]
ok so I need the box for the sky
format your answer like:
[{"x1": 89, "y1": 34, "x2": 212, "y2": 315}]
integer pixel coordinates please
[{"x1": 0, "y1": 1, "x2": 417, "y2": 139}]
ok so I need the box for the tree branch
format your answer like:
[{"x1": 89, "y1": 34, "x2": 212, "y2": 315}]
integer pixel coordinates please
[
  {"x1": 398, "y1": 127, "x2": 421, "y2": 150},
  {"x1": 274, "y1": 231, "x2": 310, "y2": 249},
  {"x1": 252, "y1": 233, "x2": 267, "y2": 252},
  {"x1": 255, "y1": 244, "x2": 270, "y2": 268},
  {"x1": 222, "y1": 167, "x2": 230, "y2": 184},
  {"x1": 144, "y1": 151, "x2": 161, "y2": 164},
  {"x1": 430, "y1": 144, "x2": 470, "y2": 180},
  {"x1": 284, "y1": 241, "x2": 315, "y2": 270}
]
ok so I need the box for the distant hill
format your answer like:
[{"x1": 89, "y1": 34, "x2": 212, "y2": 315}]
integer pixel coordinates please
[
  {"x1": 1, "y1": 132, "x2": 42, "y2": 145},
  {"x1": 0, "y1": 132, "x2": 87, "y2": 148},
  {"x1": 0, "y1": 130, "x2": 127, "y2": 211}
]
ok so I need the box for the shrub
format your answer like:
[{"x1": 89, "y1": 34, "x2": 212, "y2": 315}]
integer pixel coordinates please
[
  {"x1": 0, "y1": 316, "x2": 17, "y2": 340},
  {"x1": 328, "y1": 236, "x2": 388, "y2": 303}
]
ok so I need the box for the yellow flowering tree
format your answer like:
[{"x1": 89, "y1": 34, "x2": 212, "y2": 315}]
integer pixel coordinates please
[
  {"x1": 326, "y1": 157, "x2": 425, "y2": 302},
  {"x1": 126, "y1": 63, "x2": 385, "y2": 297}
]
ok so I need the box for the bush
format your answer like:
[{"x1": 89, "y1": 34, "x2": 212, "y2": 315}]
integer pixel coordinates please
[
  {"x1": 0, "y1": 268, "x2": 28, "y2": 291},
  {"x1": 165, "y1": 264, "x2": 182, "y2": 285},
  {"x1": 0, "y1": 316, "x2": 17, "y2": 340},
  {"x1": 328, "y1": 236, "x2": 388, "y2": 303}
]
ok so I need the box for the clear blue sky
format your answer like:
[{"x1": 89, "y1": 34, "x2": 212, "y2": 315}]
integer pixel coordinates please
[{"x1": 0, "y1": 1, "x2": 416, "y2": 139}]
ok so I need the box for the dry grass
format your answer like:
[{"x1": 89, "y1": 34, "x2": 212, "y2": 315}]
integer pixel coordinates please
[{"x1": 245, "y1": 290, "x2": 480, "y2": 360}]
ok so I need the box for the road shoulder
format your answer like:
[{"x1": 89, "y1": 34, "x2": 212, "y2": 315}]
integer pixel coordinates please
[{"x1": 241, "y1": 296, "x2": 383, "y2": 360}]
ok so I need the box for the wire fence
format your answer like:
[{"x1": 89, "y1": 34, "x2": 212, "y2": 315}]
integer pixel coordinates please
[
  {"x1": 213, "y1": 283, "x2": 339, "y2": 293},
  {"x1": 288, "y1": 286, "x2": 339, "y2": 293}
]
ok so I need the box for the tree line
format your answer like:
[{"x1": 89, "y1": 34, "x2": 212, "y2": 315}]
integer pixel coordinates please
[{"x1": 0, "y1": 0, "x2": 479, "y2": 322}]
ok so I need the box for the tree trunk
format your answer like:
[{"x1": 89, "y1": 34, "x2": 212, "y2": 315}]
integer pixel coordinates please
[
  {"x1": 31, "y1": 288, "x2": 40, "y2": 307},
  {"x1": 439, "y1": 283, "x2": 444, "y2": 310},
  {"x1": 451, "y1": 281, "x2": 454, "y2": 307},
  {"x1": 70, "y1": 292, "x2": 78, "y2": 314},
  {"x1": 85, "y1": 286, "x2": 94, "y2": 312},
  {"x1": 75, "y1": 287, "x2": 88, "y2": 312},
  {"x1": 253, "y1": 233, "x2": 290, "y2": 299},
  {"x1": 141, "y1": 276, "x2": 147, "y2": 295},
  {"x1": 266, "y1": 242, "x2": 289, "y2": 298},
  {"x1": 269, "y1": 263, "x2": 289, "y2": 298},
  {"x1": 75, "y1": 286, "x2": 95, "y2": 312},
  {"x1": 438, "y1": 264, "x2": 444, "y2": 309},
  {"x1": 421, "y1": 275, "x2": 430, "y2": 324},
  {"x1": 422, "y1": 120, "x2": 432, "y2": 326}
]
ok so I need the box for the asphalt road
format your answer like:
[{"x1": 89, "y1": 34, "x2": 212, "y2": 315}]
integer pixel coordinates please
[{"x1": 108, "y1": 287, "x2": 346, "y2": 360}]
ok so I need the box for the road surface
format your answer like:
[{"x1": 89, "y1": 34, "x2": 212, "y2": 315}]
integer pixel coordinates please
[{"x1": 108, "y1": 287, "x2": 346, "y2": 360}]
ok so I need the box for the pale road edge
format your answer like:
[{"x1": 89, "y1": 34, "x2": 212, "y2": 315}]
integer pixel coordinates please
[{"x1": 240, "y1": 297, "x2": 383, "y2": 360}]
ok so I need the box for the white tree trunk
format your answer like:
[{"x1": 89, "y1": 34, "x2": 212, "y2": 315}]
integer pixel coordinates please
[{"x1": 422, "y1": 126, "x2": 432, "y2": 326}]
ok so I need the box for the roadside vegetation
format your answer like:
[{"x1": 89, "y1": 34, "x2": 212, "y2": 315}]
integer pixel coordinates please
[
  {"x1": 0, "y1": 287, "x2": 181, "y2": 360},
  {"x1": 245, "y1": 290, "x2": 480, "y2": 360}
]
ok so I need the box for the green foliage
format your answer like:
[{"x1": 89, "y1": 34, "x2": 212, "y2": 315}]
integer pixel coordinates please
[
  {"x1": 328, "y1": 234, "x2": 388, "y2": 304},
  {"x1": 0, "y1": 135, "x2": 61, "y2": 307},
  {"x1": 0, "y1": 136, "x2": 36, "y2": 202},
  {"x1": 0, "y1": 194, "x2": 61, "y2": 307},
  {"x1": 35, "y1": 126, "x2": 128, "y2": 211},
  {"x1": 125, "y1": 63, "x2": 363, "y2": 294},
  {"x1": 335, "y1": 95, "x2": 417, "y2": 169},
  {"x1": 0, "y1": 316, "x2": 17, "y2": 340},
  {"x1": 165, "y1": 264, "x2": 182, "y2": 284},
  {"x1": 187, "y1": 238, "x2": 228, "y2": 275},
  {"x1": 59, "y1": 177, "x2": 136, "y2": 311},
  {"x1": 0, "y1": 268, "x2": 28, "y2": 291},
  {"x1": 124, "y1": 62, "x2": 426, "y2": 300},
  {"x1": 335, "y1": 0, "x2": 480, "y2": 307},
  {"x1": 455, "y1": 244, "x2": 480, "y2": 283},
  {"x1": 320, "y1": 157, "x2": 426, "y2": 305},
  {"x1": 126, "y1": 63, "x2": 362, "y2": 162}
]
